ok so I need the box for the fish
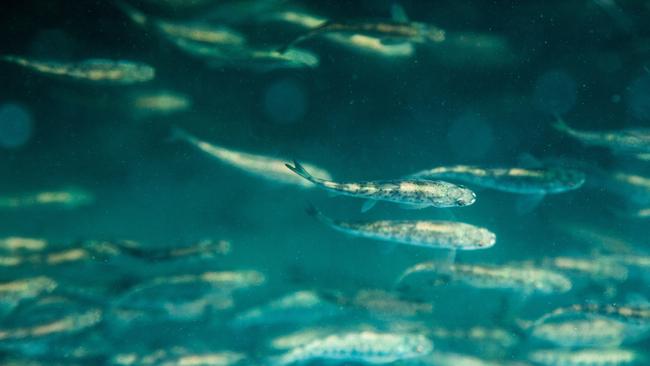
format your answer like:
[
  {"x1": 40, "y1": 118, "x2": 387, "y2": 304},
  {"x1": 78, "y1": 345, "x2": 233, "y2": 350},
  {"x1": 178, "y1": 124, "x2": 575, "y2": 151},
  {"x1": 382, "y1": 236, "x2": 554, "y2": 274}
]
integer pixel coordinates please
[
  {"x1": 408, "y1": 165, "x2": 585, "y2": 195},
  {"x1": 230, "y1": 290, "x2": 342, "y2": 329},
  {"x1": 111, "y1": 349, "x2": 246, "y2": 366},
  {"x1": 346, "y1": 289, "x2": 433, "y2": 318},
  {"x1": 554, "y1": 118, "x2": 650, "y2": 155},
  {"x1": 270, "y1": 331, "x2": 433, "y2": 365},
  {"x1": 287, "y1": 161, "x2": 476, "y2": 211},
  {"x1": 171, "y1": 128, "x2": 331, "y2": 188},
  {"x1": 1, "y1": 55, "x2": 155, "y2": 84},
  {"x1": 307, "y1": 206, "x2": 495, "y2": 250},
  {"x1": 0, "y1": 277, "x2": 58, "y2": 318},
  {"x1": 203, "y1": 46, "x2": 320, "y2": 71},
  {"x1": 279, "y1": 4, "x2": 445, "y2": 52},
  {"x1": 0, "y1": 237, "x2": 47, "y2": 253},
  {"x1": 0, "y1": 187, "x2": 94, "y2": 209},
  {"x1": 396, "y1": 351, "x2": 511, "y2": 366},
  {"x1": 529, "y1": 316, "x2": 630, "y2": 347},
  {"x1": 542, "y1": 256, "x2": 629, "y2": 281},
  {"x1": 528, "y1": 348, "x2": 644, "y2": 366},
  {"x1": 540, "y1": 303, "x2": 650, "y2": 328},
  {"x1": 397, "y1": 261, "x2": 572, "y2": 294},
  {"x1": 129, "y1": 89, "x2": 192, "y2": 117}
]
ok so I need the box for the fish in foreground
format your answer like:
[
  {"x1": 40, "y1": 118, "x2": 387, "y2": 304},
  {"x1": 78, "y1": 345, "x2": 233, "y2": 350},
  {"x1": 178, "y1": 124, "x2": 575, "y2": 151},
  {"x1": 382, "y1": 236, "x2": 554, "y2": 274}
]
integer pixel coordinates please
[
  {"x1": 171, "y1": 128, "x2": 331, "y2": 188},
  {"x1": 408, "y1": 165, "x2": 585, "y2": 195},
  {"x1": 397, "y1": 261, "x2": 571, "y2": 294},
  {"x1": 528, "y1": 348, "x2": 644, "y2": 366},
  {"x1": 270, "y1": 331, "x2": 432, "y2": 365},
  {"x1": 279, "y1": 4, "x2": 445, "y2": 52},
  {"x1": 287, "y1": 161, "x2": 476, "y2": 211},
  {"x1": 307, "y1": 206, "x2": 495, "y2": 250},
  {"x1": 0, "y1": 187, "x2": 94, "y2": 209},
  {"x1": 112, "y1": 349, "x2": 246, "y2": 366},
  {"x1": 554, "y1": 118, "x2": 650, "y2": 156},
  {"x1": 1, "y1": 55, "x2": 154, "y2": 84}
]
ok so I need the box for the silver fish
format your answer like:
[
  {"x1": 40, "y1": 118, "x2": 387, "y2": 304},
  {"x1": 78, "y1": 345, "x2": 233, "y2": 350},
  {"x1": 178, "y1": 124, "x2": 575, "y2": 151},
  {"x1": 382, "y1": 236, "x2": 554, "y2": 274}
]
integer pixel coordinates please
[
  {"x1": 172, "y1": 128, "x2": 331, "y2": 188},
  {"x1": 1, "y1": 55, "x2": 154, "y2": 84},
  {"x1": 528, "y1": 348, "x2": 644, "y2": 366},
  {"x1": 409, "y1": 165, "x2": 585, "y2": 194},
  {"x1": 0, "y1": 187, "x2": 94, "y2": 209},
  {"x1": 542, "y1": 256, "x2": 629, "y2": 282},
  {"x1": 308, "y1": 207, "x2": 495, "y2": 250},
  {"x1": 529, "y1": 316, "x2": 630, "y2": 347},
  {"x1": 554, "y1": 118, "x2": 650, "y2": 155},
  {"x1": 287, "y1": 161, "x2": 476, "y2": 210},
  {"x1": 270, "y1": 331, "x2": 433, "y2": 365},
  {"x1": 112, "y1": 349, "x2": 246, "y2": 366}
]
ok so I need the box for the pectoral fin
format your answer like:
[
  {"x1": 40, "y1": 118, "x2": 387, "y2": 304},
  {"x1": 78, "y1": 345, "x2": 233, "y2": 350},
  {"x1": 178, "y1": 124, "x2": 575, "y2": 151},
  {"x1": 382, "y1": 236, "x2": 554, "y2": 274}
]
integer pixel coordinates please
[
  {"x1": 361, "y1": 199, "x2": 378, "y2": 213},
  {"x1": 515, "y1": 194, "x2": 545, "y2": 214}
]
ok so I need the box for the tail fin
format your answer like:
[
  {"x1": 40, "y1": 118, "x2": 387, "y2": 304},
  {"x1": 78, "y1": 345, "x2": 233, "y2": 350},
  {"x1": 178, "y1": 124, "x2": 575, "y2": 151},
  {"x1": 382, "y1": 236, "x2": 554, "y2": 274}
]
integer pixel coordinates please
[
  {"x1": 114, "y1": 0, "x2": 149, "y2": 26},
  {"x1": 552, "y1": 117, "x2": 571, "y2": 133},
  {"x1": 285, "y1": 160, "x2": 314, "y2": 182},
  {"x1": 167, "y1": 126, "x2": 194, "y2": 144}
]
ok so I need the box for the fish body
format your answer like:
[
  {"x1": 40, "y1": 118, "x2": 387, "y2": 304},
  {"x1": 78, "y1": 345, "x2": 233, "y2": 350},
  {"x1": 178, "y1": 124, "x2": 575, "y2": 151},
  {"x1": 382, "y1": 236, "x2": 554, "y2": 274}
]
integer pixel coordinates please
[
  {"x1": 0, "y1": 188, "x2": 94, "y2": 209},
  {"x1": 530, "y1": 316, "x2": 629, "y2": 347},
  {"x1": 288, "y1": 161, "x2": 476, "y2": 209},
  {"x1": 398, "y1": 261, "x2": 571, "y2": 294},
  {"x1": 204, "y1": 46, "x2": 320, "y2": 71},
  {"x1": 112, "y1": 349, "x2": 246, "y2": 366},
  {"x1": 0, "y1": 277, "x2": 58, "y2": 318},
  {"x1": 130, "y1": 89, "x2": 192, "y2": 117},
  {"x1": 309, "y1": 207, "x2": 495, "y2": 250},
  {"x1": 544, "y1": 256, "x2": 629, "y2": 281},
  {"x1": 271, "y1": 331, "x2": 432, "y2": 365},
  {"x1": 528, "y1": 348, "x2": 642, "y2": 366},
  {"x1": 1, "y1": 55, "x2": 154, "y2": 84},
  {"x1": 171, "y1": 128, "x2": 331, "y2": 187},
  {"x1": 554, "y1": 119, "x2": 650, "y2": 155},
  {"x1": 409, "y1": 165, "x2": 585, "y2": 194}
]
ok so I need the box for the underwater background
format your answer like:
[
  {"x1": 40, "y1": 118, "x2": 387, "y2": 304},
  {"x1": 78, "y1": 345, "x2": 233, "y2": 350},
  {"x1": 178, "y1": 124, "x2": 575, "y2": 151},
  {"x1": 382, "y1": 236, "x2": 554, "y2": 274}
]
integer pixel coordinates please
[{"x1": 0, "y1": 0, "x2": 649, "y2": 365}]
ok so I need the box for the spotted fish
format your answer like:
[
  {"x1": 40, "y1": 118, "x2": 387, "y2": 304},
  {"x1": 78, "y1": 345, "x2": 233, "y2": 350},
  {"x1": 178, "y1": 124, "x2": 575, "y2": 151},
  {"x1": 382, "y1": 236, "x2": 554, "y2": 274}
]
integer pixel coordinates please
[
  {"x1": 308, "y1": 206, "x2": 495, "y2": 250},
  {"x1": 554, "y1": 118, "x2": 650, "y2": 156},
  {"x1": 287, "y1": 161, "x2": 476, "y2": 211}
]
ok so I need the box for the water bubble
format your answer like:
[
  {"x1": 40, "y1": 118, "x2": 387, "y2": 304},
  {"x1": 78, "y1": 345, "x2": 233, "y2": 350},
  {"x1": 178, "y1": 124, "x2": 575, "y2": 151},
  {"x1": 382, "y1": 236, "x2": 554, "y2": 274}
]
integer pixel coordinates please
[
  {"x1": 0, "y1": 103, "x2": 33, "y2": 149},
  {"x1": 263, "y1": 78, "x2": 308, "y2": 124},
  {"x1": 447, "y1": 112, "x2": 494, "y2": 160},
  {"x1": 533, "y1": 70, "x2": 577, "y2": 116},
  {"x1": 626, "y1": 74, "x2": 650, "y2": 121}
]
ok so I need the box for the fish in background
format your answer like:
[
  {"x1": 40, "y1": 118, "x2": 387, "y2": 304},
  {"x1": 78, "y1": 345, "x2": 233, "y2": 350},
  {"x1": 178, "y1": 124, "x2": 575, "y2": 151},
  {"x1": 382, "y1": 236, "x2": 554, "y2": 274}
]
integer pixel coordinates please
[
  {"x1": 0, "y1": 237, "x2": 48, "y2": 253},
  {"x1": 540, "y1": 256, "x2": 629, "y2": 282},
  {"x1": 528, "y1": 348, "x2": 645, "y2": 366},
  {"x1": 111, "y1": 349, "x2": 247, "y2": 366},
  {"x1": 396, "y1": 351, "x2": 523, "y2": 366},
  {"x1": 278, "y1": 4, "x2": 445, "y2": 52},
  {"x1": 268, "y1": 331, "x2": 433, "y2": 366},
  {"x1": 201, "y1": 46, "x2": 319, "y2": 71},
  {"x1": 0, "y1": 55, "x2": 155, "y2": 85},
  {"x1": 0, "y1": 277, "x2": 58, "y2": 319},
  {"x1": 524, "y1": 314, "x2": 632, "y2": 348},
  {"x1": 128, "y1": 89, "x2": 192, "y2": 118},
  {"x1": 554, "y1": 118, "x2": 650, "y2": 158},
  {"x1": 397, "y1": 261, "x2": 572, "y2": 295},
  {"x1": 170, "y1": 128, "x2": 332, "y2": 188},
  {"x1": 286, "y1": 161, "x2": 476, "y2": 211},
  {"x1": 306, "y1": 206, "x2": 495, "y2": 250},
  {"x1": 0, "y1": 187, "x2": 94, "y2": 209}
]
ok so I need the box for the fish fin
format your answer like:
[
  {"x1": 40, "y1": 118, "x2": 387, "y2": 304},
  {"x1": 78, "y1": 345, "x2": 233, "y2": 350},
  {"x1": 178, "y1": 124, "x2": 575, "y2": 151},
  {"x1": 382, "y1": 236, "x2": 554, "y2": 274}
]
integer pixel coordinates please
[
  {"x1": 114, "y1": 0, "x2": 149, "y2": 26},
  {"x1": 390, "y1": 3, "x2": 410, "y2": 22},
  {"x1": 517, "y1": 153, "x2": 543, "y2": 169},
  {"x1": 515, "y1": 194, "x2": 545, "y2": 214},
  {"x1": 398, "y1": 203, "x2": 430, "y2": 210},
  {"x1": 285, "y1": 160, "x2": 315, "y2": 182},
  {"x1": 552, "y1": 117, "x2": 571, "y2": 133},
  {"x1": 166, "y1": 126, "x2": 193, "y2": 143},
  {"x1": 445, "y1": 249, "x2": 457, "y2": 265},
  {"x1": 361, "y1": 199, "x2": 378, "y2": 213}
]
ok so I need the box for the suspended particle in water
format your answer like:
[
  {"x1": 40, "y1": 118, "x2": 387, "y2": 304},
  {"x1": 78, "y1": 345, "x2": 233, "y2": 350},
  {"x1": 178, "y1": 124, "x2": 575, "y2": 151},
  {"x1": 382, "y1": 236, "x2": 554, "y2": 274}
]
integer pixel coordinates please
[
  {"x1": 533, "y1": 70, "x2": 577, "y2": 117},
  {"x1": 263, "y1": 78, "x2": 308, "y2": 124},
  {"x1": 447, "y1": 112, "x2": 494, "y2": 160},
  {"x1": 0, "y1": 103, "x2": 33, "y2": 149},
  {"x1": 626, "y1": 74, "x2": 650, "y2": 121}
]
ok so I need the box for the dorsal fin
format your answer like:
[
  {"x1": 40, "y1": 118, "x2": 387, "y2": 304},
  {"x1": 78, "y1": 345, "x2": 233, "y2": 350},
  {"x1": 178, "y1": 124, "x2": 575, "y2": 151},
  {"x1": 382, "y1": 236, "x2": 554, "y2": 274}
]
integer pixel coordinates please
[{"x1": 390, "y1": 3, "x2": 409, "y2": 22}]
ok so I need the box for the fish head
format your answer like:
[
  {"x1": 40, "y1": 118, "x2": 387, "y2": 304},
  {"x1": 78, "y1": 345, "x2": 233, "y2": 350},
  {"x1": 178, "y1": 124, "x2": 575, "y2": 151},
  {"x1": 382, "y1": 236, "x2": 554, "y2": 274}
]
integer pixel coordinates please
[
  {"x1": 473, "y1": 228, "x2": 496, "y2": 250},
  {"x1": 402, "y1": 334, "x2": 434, "y2": 358},
  {"x1": 419, "y1": 24, "x2": 446, "y2": 43},
  {"x1": 561, "y1": 169, "x2": 587, "y2": 190},
  {"x1": 448, "y1": 185, "x2": 477, "y2": 207}
]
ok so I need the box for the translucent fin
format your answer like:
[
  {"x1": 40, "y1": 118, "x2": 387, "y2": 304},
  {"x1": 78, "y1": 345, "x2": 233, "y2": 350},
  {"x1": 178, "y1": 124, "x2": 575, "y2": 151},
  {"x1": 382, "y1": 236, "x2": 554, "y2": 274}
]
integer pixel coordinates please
[
  {"x1": 517, "y1": 153, "x2": 543, "y2": 168},
  {"x1": 361, "y1": 199, "x2": 378, "y2": 213},
  {"x1": 390, "y1": 3, "x2": 409, "y2": 22},
  {"x1": 515, "y1": 194, "x2": 545, "y2": 214}
]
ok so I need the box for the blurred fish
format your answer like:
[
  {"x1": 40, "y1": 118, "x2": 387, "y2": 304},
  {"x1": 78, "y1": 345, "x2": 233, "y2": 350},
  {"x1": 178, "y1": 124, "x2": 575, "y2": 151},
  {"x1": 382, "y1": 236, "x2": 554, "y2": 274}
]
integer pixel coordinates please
[
  {"x1": 431, "y1": 32, "x2": 518, "y2": 68},
  {"x1": 129, "y1": 89, "x2": 192, "y2": 118},
  {"x1": 0, "y1": 237, "x2": 47, "y2": 253},
  {"x1": 0, "y1": 277, "x2": 58, "y2": 318},
  {"x1": 409, "y1": 165, "x2": 585, "y2": 195},
  {"x1": 307, "y1": 206, "x2": 495, "y2": 250},
  {"x1": 270, "y1": 331, "x2": 433, "y2": 365},
  {"x1": 540, "y1": 303, "x2": 650, "y2": 328},
  {"x1": 171, "y1": 128, "x2": 331, "y2": 188},
  {"x1": 279, "y1": 4, "x2": 445, "y2": 52},
  {"x1": 528, "y1": 315, "x2": 630, "y2": 347},
  {"x1": 397, "y1": 351, "x2": 515, "y2": 366},
  {"x1": 343, "y1": 288, "x2": 433, "y2": 318},
  {"x1": 112, "y1": 348, "x2": 246, "y2": 366},
  {"x1": 0, "y1": 187, "x2": 94, "y2": 209},
  {"x1": 528, "y1": 348, "x2": 644, "y2": 366},
  {"x1": 554, "y1": 118, "x2": 650, "y2": 156},
  {"x1": 287, "y1": 161, "x2": 476, "y2": 211},
  {"x1": 397, "y1": 261, "x2": 572, "y2": 295},
  {"x1": 230, "y1": 290, "x2": 342, "y2": 329},
  {"x1": 1, "y1": 55, "x2": 154, "y2": 84},
  {"x1": 427, "y1": 326, "x2": 518, "y2": 349},
  {"x1": 542, "y1": 256, "x2": 629, "y2": 282},
  {"x1": 203, "y1": 46, "x2": 320, "y2": 71}
]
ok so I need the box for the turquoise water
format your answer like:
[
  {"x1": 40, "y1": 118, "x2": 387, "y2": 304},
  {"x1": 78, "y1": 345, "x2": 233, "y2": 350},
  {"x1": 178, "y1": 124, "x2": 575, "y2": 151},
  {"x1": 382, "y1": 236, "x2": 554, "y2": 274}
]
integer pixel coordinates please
[{"x1": 0, "y1": 1, "x2": 649, "y2": 365}]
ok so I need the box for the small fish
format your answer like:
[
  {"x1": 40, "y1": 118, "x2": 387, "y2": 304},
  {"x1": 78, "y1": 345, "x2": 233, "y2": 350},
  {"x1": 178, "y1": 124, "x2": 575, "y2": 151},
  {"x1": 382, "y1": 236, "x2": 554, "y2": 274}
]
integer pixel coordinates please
[
  {"x1": 204, "y1": 46, "x2": 320, "y2": 71},
  {"x1": 111, "y1": 349, "x2": 246, "y2": 366},
  {"x1": 542, "y1": 256, "x2": 629, "y2": 281},
  {"x1": 270, "y1": 331, "x2": 433, "y2": 365},
  {"x1": 129, "y1": 89, "x2": 192, "y2": 117},
  {"x1": 427, "y1": 326, "x2": 519, "y2": 349},
  {"x1": 347, "y1": 289, "x2": 433, "y2": 318},
  {"x1": 554, "y1": 118, "x2": 650, "y2": 155},
  {"x1": 230, "y1": 290, "x2": 341, "y2": 329},
  {"x1": 409, "y1": 165, "x2": 585, "y2": 195},
  {"x1": 528, "y1": 348, "x2": 643, "y2": 366},
  {"x1": 171, "y1": 128, "x2": 331, "y2": 188},
  {"x1": 287, "y1": 161, "x2": 476, "y2": 210},
  {"x1": 397, "y1": 351, "x2": 508, "y2": 366},
  {"x1": 1, "y1": 55, "x2": 155, "y2": 84},
  {"x1": 0, "y1": 277, "x2": 58, "y2": 318},
  {"x1": 529, "y1": 316, "x2": 629, "y2": 347},
  {"x1": 397, "y1": 261, "x2": 571, "y2": 294},
  {"x1": 0, "y1": 237, "x2": 47, "y2": 253},
  {"x1": 0, "y1": 187, "x2": 94, "y2": 209},
  {"x1": 279, "y1": 5, "x2": 445, "y2": 52},
  {"x1": 307, "y1": 206, "x2": 495, "y2": 250},
  {"x1": 541, "y1": 303, "x2": 650, "y2": 328}
]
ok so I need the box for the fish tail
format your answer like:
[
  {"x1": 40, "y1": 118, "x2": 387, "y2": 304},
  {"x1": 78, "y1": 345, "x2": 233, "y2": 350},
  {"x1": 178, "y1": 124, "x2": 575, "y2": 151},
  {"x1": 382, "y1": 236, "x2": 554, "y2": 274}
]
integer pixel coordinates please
[
  {"x1": 552, "y1": 117, "x2": 571, "y2": 134},
  {"x1": 114, "y1": 0, "x2": 149, "y2": 26},
  {"x1": 167, "y1": 126, "x2": 195, "y2": 144},
  {"x1": 285, "y1": 160, "x2": 315, "y2": 183}
]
